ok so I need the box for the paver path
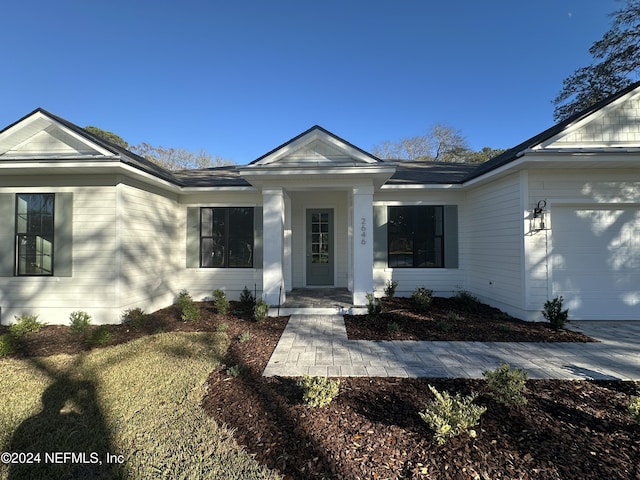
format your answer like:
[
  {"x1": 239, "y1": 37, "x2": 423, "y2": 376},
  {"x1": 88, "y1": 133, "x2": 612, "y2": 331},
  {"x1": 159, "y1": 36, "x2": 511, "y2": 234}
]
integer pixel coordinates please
[{"x1": 263, "y1": 314, "x2": 640, "y2": 380}]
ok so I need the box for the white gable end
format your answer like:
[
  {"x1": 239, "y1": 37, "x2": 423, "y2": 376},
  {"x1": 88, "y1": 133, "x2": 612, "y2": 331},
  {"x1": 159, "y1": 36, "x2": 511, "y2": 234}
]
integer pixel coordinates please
[
  {"x1": 542, "y1": 88, "x2": 640, "y2": 149},
  {"x1": 276, "y1": 138, "x2": 358, "y2": 165},
  {"x1": 0, "y1": 110, "x2": 115, "y2": 159}
]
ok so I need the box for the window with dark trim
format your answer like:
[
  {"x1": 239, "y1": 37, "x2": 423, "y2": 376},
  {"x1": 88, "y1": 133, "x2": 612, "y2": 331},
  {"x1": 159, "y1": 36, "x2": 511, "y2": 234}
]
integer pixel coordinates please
[
  {"x1": 388, "y1": 206, "x2": 444, "y2": 268},
  {"x1": 200, "y1": 207, "x2": 254, "y2": 268},
  {"x1": 15, "y1": 193, "x2": 55, "y2": 276}
]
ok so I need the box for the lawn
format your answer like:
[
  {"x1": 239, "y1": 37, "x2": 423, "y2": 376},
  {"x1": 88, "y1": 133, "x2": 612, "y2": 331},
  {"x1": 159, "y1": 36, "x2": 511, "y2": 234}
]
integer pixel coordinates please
[{"x1": 0, "y1": 328, "x2": 280, "y2": 480}]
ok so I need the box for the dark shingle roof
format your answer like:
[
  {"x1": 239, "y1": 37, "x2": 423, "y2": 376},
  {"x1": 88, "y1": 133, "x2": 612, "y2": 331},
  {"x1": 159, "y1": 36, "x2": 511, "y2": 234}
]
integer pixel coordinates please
[
  {"x1": 173, "y1": 166, "x2": 251, "y2": 187},
  {"x1": 387, "y1": 161, "x2": 478, "y2": 185}
]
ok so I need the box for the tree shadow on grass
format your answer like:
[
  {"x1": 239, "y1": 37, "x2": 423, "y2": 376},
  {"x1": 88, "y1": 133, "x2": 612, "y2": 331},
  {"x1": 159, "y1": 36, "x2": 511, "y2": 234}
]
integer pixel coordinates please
[{"x1": 8, "y1": 375, "x2": 123, "y2": 480}]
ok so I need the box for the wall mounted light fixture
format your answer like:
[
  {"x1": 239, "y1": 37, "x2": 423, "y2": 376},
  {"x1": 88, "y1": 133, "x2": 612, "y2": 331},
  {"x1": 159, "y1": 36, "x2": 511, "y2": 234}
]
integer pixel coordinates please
[{"x1": 532, "y1": 200, "x2": 547, "y2": 231}]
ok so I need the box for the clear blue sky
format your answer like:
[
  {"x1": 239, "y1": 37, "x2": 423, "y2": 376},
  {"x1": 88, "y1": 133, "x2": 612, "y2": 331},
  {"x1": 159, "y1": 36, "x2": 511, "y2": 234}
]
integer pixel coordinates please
[{"x1": 0, "y1": 0, "x2": 618, "y2": 164}]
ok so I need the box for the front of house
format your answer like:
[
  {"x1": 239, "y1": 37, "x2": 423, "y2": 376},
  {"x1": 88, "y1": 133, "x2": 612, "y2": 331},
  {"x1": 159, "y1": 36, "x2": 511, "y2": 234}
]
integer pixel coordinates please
[{"x1": 1, "y1": 83, "x2": 640, "y2": 324}]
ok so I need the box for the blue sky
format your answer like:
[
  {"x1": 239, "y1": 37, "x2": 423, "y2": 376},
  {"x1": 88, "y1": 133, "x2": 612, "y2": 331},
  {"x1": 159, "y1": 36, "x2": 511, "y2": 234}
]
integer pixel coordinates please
[{"x1": 1, "y1": 1, "x2": 617, "y2": 164}]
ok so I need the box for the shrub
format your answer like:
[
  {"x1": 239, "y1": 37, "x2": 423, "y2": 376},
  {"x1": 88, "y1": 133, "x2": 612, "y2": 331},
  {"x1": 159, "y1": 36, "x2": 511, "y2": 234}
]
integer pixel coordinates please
[
  {"x1": 542, "y1": 296, "x2": 568, "y2": 330},
  {"x1": 0, "y1": 334, "x2": 16, "y2": 356},
  {"x1": 177, "y1": 289, "x2": 201, "y2": 322},
  {"x1": 238, "y1": 331, "x2": 253, "y2": 343},
  {"x1": 9, "y1": 314, "x2": 43, "y2": 337},
  {"x1": 299, "y1": 375, "x2": 340, "y2": 408},
  {"x1": 629, "y1": 397, "x2": 640, "y2": 423},
  {"x1": 447, "y1": 311, "x2": 462, "y2": 322},
  {"x1": 455, "y1": 290, "x2": 481, "y2": 312},
  {"x1": 226, "y1": 364, "x2": 246, "y2": 377},
  {"x1": 215, "y1": 323, "x2": 228, "y2": 332},
  {"x1": 483, "y1": 363, "x2": 528, "y2": 406},
  {"x1": 69, "y1": 311, "x2": 92, "y2": 334},
  {"x1": 121, "y1": 307, "x2": 149, "y2": 329},
  {"x1": 365, "y1": 293, "x2": 382, "y2": 317},
  {"x1": 419, "y1": 385, "x2": 486, "y2": 445},
  {"x1": 253, "y1": 298, "x2": 270, "y2": 322},
  {"x1": 240, "y1": 286, "x2": 256, "y2": 310},
  {"x1": 412, "y1": 287, "x2": 433, "y2": 312},
  {"x1": 387, "y1": 322, "x2": 401, "y2": 333},
  {"x1": 212, "y1": 289, "x2": 229, "y2": 315},
  {"x1": 87, "y1": 325, "x2": 112, "y2": 346},
  {"x1": 384, "y1": 279, "x2": 399, "y2": 297}
]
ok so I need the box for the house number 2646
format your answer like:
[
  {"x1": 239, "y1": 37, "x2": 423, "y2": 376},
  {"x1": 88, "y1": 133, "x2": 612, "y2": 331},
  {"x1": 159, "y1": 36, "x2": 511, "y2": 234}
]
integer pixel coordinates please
[{"x1": 360, "y1": 217, "x2": 366, "y2": 245}]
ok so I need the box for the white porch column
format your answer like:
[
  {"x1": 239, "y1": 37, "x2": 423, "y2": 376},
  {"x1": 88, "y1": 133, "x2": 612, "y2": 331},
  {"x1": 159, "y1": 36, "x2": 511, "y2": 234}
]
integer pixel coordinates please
[
  {"x1": 262, "y1": 187, "x2": 285, "y2": 305},
  {"x1": 352, "y1": 185, "x2": 374, "y2": 305}
]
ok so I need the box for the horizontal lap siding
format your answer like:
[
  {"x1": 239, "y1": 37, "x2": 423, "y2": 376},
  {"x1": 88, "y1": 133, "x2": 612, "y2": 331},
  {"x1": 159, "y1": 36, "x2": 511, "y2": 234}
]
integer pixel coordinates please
[
  {"x1": 465, "y1": 174, "x2": 523, "y2": 310},
  {"x1": 0, "y1": 186, "x2": 119, "y2": 324},
  {"x1": 119, "y1": 184, "x2": 180, "y2": 312}
]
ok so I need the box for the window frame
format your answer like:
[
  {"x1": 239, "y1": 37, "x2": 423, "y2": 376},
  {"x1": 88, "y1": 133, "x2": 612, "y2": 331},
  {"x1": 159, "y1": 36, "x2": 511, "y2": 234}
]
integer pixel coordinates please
[
  {"x1": 387, "y1": 205, "x2": 445, "y2": 269},
  {"x1": 199, "y1": 207, "x2": 254, "y2": 268},
  {"x1": 15, "y1": 193, "x2": 56, "y2": 276}
]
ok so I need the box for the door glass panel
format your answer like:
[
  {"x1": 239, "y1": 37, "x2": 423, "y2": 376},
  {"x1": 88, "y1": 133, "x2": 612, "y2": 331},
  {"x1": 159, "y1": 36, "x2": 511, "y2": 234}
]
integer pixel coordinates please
[{"x1": 311, "y1": 213, "x2": 330, "y2": 264}]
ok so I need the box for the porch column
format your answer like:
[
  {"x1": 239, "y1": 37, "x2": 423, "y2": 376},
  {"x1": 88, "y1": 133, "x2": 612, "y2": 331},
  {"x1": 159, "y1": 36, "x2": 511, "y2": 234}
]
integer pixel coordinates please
[
  {"x1": 352, "y1": 185, "x2": 374, "y2": 305},
  {"x1": 262, "y1": 187, "x2": 285, "y2": 305}
]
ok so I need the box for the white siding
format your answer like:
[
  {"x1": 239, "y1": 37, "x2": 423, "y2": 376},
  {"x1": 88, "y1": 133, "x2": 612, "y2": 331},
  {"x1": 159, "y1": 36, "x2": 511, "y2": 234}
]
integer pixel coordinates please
[
  {"x1": 465, "y1": 173, "x2": 524, "y2": 315},
  {"x1": 0, "y1": 184, "x2": 120, "y2": 324},
  {"x1": 373, "y1": 190, "x2": 465, "y2": 297}
]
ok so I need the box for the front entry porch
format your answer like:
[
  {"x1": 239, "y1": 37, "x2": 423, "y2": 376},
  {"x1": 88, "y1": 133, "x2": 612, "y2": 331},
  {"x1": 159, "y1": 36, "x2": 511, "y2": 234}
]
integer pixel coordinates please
[{"x1": 269, "y1": 288, "x2": 367, "y2": 316}]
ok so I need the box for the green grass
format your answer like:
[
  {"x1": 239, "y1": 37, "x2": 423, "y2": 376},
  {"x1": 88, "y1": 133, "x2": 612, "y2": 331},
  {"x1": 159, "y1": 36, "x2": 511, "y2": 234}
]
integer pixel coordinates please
[{"x1": 0, "y1": 332, "x2": 280, "y2": 480}]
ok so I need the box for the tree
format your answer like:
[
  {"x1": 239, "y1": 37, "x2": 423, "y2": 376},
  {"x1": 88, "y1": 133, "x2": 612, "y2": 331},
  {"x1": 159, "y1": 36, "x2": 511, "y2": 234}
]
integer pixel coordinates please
[
  {"x1": 553, "y1": 0, "x2": 640, "y2": 121},
  {"x1": 372, "y1": 123, "x2": 470, "y2": 162},
  {"x1": 464, "y1": 147, "x2": 506, "y2": 164},
  {"x1": 84, "y1": 126, "x2": 129, "y2": 149},
  {"x1": 129, "y1": 143, "x2": 234, "y2": 170}
]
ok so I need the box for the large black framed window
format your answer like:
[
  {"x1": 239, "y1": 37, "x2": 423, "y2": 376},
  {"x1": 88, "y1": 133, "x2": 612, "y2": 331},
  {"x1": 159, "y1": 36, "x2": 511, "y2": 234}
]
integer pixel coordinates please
[
  {"x1": 200, "y1": 207, "x2": 254, "y2": 268},
  {"x1": 388, "y1": 206, "x2": 444, "y2": 268},
  {"x1": 15, "y1": 193, "x2": 55, "y2": 276}
]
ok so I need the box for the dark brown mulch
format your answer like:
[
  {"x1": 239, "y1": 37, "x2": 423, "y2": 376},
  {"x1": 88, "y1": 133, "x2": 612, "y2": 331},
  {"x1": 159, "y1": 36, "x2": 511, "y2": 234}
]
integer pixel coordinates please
[
  {"x1": 3, "y1": 300, "x2": 638, "y2": 479},
  {"x1": 344, "y1": 296, "x2": 595, "y2": 342}
]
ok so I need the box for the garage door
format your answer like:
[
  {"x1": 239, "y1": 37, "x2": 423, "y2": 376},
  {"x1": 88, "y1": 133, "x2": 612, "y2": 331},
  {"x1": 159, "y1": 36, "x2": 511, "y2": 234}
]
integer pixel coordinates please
[{"x1": 552, "y1": 206, "x2": 640, "y2": 320}]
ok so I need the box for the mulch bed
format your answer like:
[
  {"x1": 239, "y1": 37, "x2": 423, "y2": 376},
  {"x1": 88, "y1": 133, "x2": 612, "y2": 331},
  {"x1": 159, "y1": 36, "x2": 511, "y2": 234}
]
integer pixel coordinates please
[
  {"x1": 344, "y1": 296, "x2": 595, "y2": 342},
  {"x1": 3, "y1": 300, "x2": 639, "y2": 479}
]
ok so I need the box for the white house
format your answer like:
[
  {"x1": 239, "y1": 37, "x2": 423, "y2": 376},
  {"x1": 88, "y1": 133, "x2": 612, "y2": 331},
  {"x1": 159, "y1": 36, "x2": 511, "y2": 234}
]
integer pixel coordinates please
[{"x1": 1, "y1": 82, "x2": 640, "y2": 324}]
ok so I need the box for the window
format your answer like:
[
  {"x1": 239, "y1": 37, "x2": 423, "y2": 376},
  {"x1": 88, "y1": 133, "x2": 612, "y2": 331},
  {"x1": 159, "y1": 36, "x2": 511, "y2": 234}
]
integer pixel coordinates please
[
  {"x1": 200, "y1": 207, "x2": 254, "y2": 268},
  {"x1": 388, "y1": 206, "x2": 444, "y2": 268},
  {"x1": 15, "y1": 193, "x2": 55, "y2": 275}
]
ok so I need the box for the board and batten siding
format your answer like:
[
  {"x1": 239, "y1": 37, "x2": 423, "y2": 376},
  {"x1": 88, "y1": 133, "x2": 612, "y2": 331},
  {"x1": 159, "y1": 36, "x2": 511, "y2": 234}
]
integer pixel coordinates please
[
  {"x1": 0, "y1": 185, "x2": 120, "y2": 324},
  {"x1": 464, "y1": 173, "x2": 524, "y2": 316},
  {"x1": 525, "y1": 168, "x2": 640, "y2": 319},
  {"x1": 372, "y1": 190, "x2": 465, "y2": 298}
]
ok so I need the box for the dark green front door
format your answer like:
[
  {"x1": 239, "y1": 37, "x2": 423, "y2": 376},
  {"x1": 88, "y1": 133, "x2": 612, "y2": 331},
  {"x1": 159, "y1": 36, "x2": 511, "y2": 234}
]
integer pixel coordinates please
[{"x1": 306, "y1": 209, "x2": 334, "y2": 286}]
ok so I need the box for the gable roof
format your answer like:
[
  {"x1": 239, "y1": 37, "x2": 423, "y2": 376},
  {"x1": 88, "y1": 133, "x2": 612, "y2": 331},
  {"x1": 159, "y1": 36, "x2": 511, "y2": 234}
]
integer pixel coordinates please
[{"x1": 463, "y1": 80, "x2": 640, "y2": 182}]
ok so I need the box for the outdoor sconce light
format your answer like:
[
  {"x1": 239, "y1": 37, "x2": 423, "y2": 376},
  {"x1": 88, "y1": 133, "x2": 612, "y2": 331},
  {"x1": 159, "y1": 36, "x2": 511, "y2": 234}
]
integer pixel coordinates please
[{"x1": 532, "y1": 200, "x2": 547, "y2": 231}]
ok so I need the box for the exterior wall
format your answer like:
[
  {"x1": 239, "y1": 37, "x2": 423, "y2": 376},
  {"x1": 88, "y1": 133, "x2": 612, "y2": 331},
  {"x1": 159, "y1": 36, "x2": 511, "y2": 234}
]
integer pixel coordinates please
[
  {"x1": 525, "y1": 168, "x2": 640, "y2": 320},
  {"x1": 0, "y1": 178, "x2": 120, "y2": 324},
  {"x1": 464, "y1": 173, "x2": 525, "y2": 317},
  {"x1": 288, "y1": 190, "x2": 350, "y2": 289},
  {"x1": 118, "y1": 181, "x2": 181, "y2": 313},
  {"x1": 179, "y1": 191, "x2": 263, "y2": 301},
  {"x1": 373, "y1": 189, "x2": 465, "y2": 297}
]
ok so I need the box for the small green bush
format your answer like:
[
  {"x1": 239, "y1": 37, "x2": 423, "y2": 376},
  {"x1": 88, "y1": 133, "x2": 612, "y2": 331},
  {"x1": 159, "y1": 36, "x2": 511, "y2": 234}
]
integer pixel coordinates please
[
  {"x1": 9, "y1": 314, "x2": 43, "y2": 337},
  {"x1": 238, "y1": 331, "x2": 253, "y2": 343},
  {"x1": 455, "y1": 290, "x2": 481, "y2": 312},
  {"x1": 629, "y1": 397, "x2": 640, "y2": 423},
  {"x1": 69, "y1": 311, "x2": 92, "y2": 334},
  {"x1": 253, "y1": 298, "x2": 270, "y2": 322},
  {"x1": 419, "y1": 385, "x2": 486, "y2": 445},
  {"x1": 212, "y1": 289, "x2": 229, "y2": 315},
  {"x1": 387, "y1": 322, "x2": 401, "y2": 333},
  {"x1": 447, "y1": 311, "x2": 462, "y2": 322},
  {"x1": 240, "y1": 286, "x2": 256, "y2": 310},
  {"x1": 542, "y1": 296, "x2": 568, "y2": 330},
  {"x1": 216, "y1": 323, "x2": 228, "y2": 332},
  {"x1": 226, "y1": 364, "x2": 246, "y2": 377},
  {"x1": 483, "y1": 363, "x2": 528, "y2": 406},
  {"x1": 412, "y1": 287, "x2": 433, "y2": 312},
  {"x1": 299, "y1": 375, "x2": 340, "y2": 408},
  {"x1": 177, "y1": 289, "x2": 201, "y2": 322},
  {"x1": 384, "y1": 279, "x2": 399, "y2": 297},
  {"x1": 121, "y1": 307, "x2": 149, "y2": 329},
  {"x1": 0, "y1": 334, "x2": 16, "y2": 356},
  {"x1": 365, "y1": 293, "x2": 382, "y2": 317},
  {"x1": 87, "y1": 325, "x2": 112, "y2": 346}
]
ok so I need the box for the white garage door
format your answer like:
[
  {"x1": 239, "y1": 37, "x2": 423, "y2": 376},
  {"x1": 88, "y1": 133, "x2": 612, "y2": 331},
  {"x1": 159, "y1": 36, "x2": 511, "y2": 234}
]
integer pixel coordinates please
[{"x1": 552, "y1": 206, "x2": 640, "y2": 320}]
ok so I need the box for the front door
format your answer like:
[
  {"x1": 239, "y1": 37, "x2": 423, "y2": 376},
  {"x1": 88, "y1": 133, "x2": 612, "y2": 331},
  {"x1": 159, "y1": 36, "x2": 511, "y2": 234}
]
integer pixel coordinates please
[{"x1": 306, "y1": 209, "x2": 334, "y2": 286}]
